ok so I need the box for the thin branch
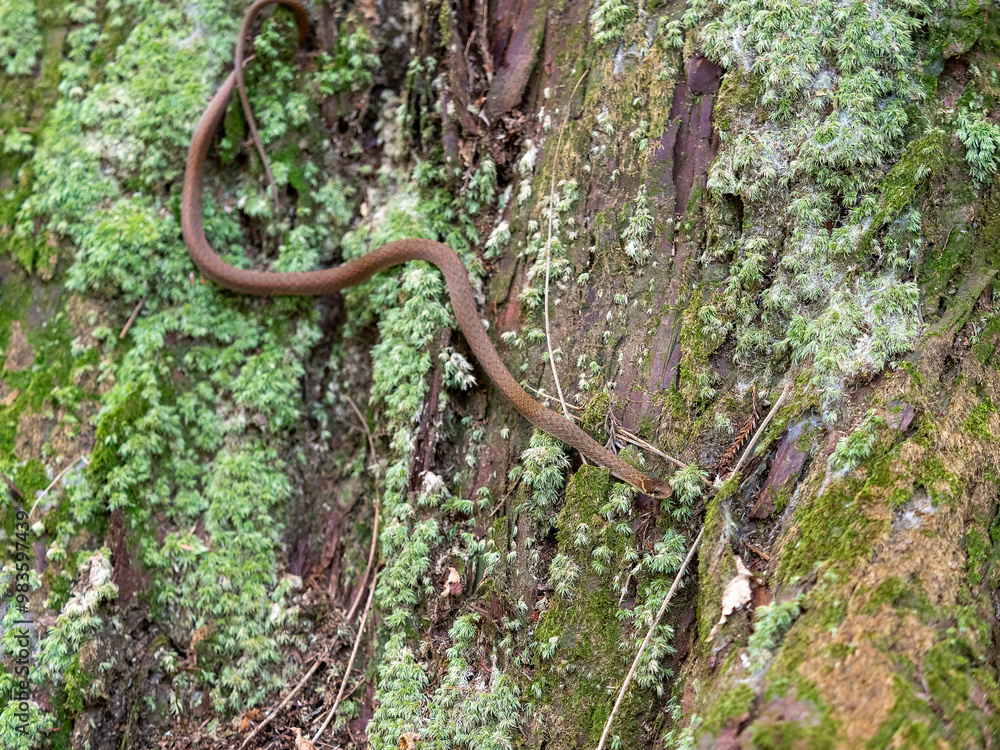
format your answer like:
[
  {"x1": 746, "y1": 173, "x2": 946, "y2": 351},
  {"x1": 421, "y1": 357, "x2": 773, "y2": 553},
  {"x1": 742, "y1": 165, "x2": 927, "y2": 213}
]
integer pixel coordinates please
[
  {"x1": 596, "y1": 527, "x2": 704, "y2": 750},
  {"x1": 345, "y1": 496, "x2": 379, "y2": 624},
  {"x1": 523, "y1": 382, "x2": 582, "y2": 409},
  {"x1": 615, "y1": 427, "x2": 705, "y2": 481},
  {"x1": 29, "y1": 456, "x2": 88, "y2": 519},
  {"x1": 240, "y1": 658, "x2": 324, "y2": 749},
  {"x1": 119, "y1": 296, "x2": 147, "y2": 340},
  {"x1": 543, "y1": 69, "x2": 588, "y2": 423},
  {"x1": 343, "y1": 394, "x2": 377, "y2": 460},
  {"x1": 340, "y1": 392, "x2": 380, "y2": 625},
  {"x1": 725, "y1": 382, "x2": 792, "y2": 482},
  {"x1": 2, "y1": 473, "x2": 23, "y2": 499},
  {"x1": 313, "y1": 568, "x2": 379, "y2": 743},
  {"x1": 744, "y1": 539, "x2": 771, "y2": 561}
]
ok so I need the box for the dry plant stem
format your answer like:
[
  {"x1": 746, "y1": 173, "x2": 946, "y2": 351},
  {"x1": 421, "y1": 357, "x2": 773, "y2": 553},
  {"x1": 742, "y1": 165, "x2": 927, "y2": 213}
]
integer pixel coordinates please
[
  {"x1": 343, "y1": 393, "x2": 377, "y2": 460},
  {"x1": 725, "y1": 383, "x2": 791, "y2": 481},
  {"x1": 543, "y1": 70, "x2": 588, "y2": 424},
  {"x1": 341, "y1": 392, "x2": 380, "y2": 625},
  {"x1": 233, "y1": 0, "x2": 308, "y2": 210},
  {"x1": 596, "y1": 527, "x2": 704, "y2": 750},
  {"x1": 519, "y1": 392, "x2": 692, "y2": 479},
  {"x1": 345, "y1": 496, "x2": 379, "y2": 623},
  {"x1": 2, "y1": 473, "x2": 23, "y2": 499},
  {"x1": 119, "y1": 296, "x2": 146, "y2": 339},
  {"x1": 523, "y1": 382, "x2": 582, "y2": 409},
  {"x1": 313, "y1": 568, "x2": 379, "y2": 743},
  {"x1": 239, "y1": 658, "x2": 324, "y2": 749},
  {"x1": 615, "y1": 427, "x2": 699, "y2": 477},
  {"x1": 29, "y1": 455, "x2": 88, "y2": 518}
]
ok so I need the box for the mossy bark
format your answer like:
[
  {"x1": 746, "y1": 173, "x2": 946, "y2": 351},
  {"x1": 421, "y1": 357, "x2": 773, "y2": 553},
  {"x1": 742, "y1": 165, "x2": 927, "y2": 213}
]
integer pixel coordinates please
[{"x1": 2, "y1": 0, "x2": 1000, "y2": 747}]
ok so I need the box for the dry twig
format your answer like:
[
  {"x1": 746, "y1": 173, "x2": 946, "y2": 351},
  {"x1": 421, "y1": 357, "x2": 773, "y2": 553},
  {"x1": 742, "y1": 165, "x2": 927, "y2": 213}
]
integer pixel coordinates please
[
  {"x1": 341, "y1": 392, "x2": 381, "y2": 625},
  {"x1": 543, "y1": 70, "x2": 589, "y2": 423},
  {"x1": 313, "y1": 568, "x2": 379, "y2": 743},
  {"x1": 240, "y1": 658, "x2": 324, "y2": 749},
  {"x1": 119, "y1": 296, "x2": 146, "y2": 339},
  {"x1": 345, "y1": 498, "x2": 379, "y2": 624},
  {"x1": 596, "y1": 527, "x2": 704, "y2": 750},
  {"x1": 343, "y1": 394, "x2": 376, "y2": 460},
  {"x1": 725, "y1": 382, "x2": 792, "y2": 482},
  {"x1": 29, "y1": 455, "x2": 89, "y2": 518}
]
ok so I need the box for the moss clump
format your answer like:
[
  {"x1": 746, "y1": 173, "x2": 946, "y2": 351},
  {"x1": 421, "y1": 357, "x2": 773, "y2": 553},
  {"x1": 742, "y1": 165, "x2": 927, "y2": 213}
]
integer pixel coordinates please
[
  {"x1": 870, "y1": 643, "x2": 1000, "y2": 748},
  {"x1": 696, "y1": 485, "x2": 734, "y2": 644},
  {"x1": 87, "y1": 393, "x2": 149, "y2": 486},
  {"x1": 581, "y1": 392, "x2": 611, "y2": 433},
  {"x1": 746, "y1": 711, "x2": 838, "y2": 750},
  {"x1": 14, "y1": 458, "x2": 48, "y2": 495},
  {"x1": 857, "y1": 577, "x2": 934, "y2": 619},
  {"x1": 531, "y1": 466, "x2": 648, "y2": 746},
  {"x1": 677, "y1": 286, "x2": 725, "y2": 411},
  {"x1": 701, "y1": 682, "x2": 755, "y2": 736},
  {"x1": 963, "y1": 397, "x2": 997, "y2": 441},
  {"x1": 62, "y1": 657, "x2": 93, "y2": 716},
  {"x1": 778, "y1": 430, "x2": 916, "y2": 581}
]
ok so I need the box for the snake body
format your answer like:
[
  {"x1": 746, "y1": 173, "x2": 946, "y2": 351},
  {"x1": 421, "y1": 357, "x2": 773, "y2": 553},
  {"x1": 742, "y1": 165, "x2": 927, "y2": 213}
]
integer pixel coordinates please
[{"x1": 180, "y1": 0, "x2": 672, "y2": 499}]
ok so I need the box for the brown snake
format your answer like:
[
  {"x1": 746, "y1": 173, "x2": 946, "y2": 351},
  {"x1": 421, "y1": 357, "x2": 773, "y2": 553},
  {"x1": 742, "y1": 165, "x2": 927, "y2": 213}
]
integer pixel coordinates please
[{"x1": 180, "y1": 0, "x2": 671, "y2": 499}]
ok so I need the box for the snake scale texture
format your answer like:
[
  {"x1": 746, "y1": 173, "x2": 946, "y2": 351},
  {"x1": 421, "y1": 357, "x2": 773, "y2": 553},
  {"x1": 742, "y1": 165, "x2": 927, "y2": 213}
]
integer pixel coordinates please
[{"x1": 180, "y1": 0, "x2": 672, "y2": 499}]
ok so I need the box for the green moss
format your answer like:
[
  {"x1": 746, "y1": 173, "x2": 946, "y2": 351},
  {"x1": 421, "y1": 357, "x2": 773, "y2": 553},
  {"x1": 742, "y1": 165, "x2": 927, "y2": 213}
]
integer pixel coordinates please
[
  {"x1": 14, "y1": 458, "x2": 48, "y2": 495},
  {"x1": 964, "y1": 397, "x2": 997, "y2": 441},
  {"x1": 867, "y1": 130, "x2": 946, "y2": 240},
  {"x1": 896, "y1": 361, "x2": 925, "y2": 387},
  {"x1": 676, "y1": 286, "x2": 725, "y2": 411},
  {"x1": 778, "y1": 430, "x2": 921, "y2": 581},
  {"x1": 972, "y1": 313, "x2": 1000, "y2": 364},
  {"x1": 696, "y1": 488, "x2": 733, "y2": 644},
  {"x1": 869, "y1": 642, "x2": 1000, "y2": 749},
  {"x1": 701, "y1": 682, "x2": 755, "y2": 736},
  {"x1": 713, "y1": 68, "x2": 761, "y2": 132},
  {"x1": 531, "y1": 466, "x2": 650, "y2": 746},
  {"x1": 747, "y1": 711, "x2": 838, "y2": 750},
  {"x1": 0, "y1": 264, "x2": 31, "y2": 353},
  {"x1": 913, "y1": 453, "x2": 962, "y2": 507},
  {"x1": 581, "y1": 392, "x2": 611, "y2": 433},
  {"x1": 966, "y1": 527, "x2": 988, "y2": 588},
  {"x1": 857, "y1": 577, "x2": 934, "y2": 618},
  {"x1": 62, "y1": 657, "x2": 92, "y2": 716},
  {"x1": 88, "y1": 393, "x2": 150, "y2": 486}
]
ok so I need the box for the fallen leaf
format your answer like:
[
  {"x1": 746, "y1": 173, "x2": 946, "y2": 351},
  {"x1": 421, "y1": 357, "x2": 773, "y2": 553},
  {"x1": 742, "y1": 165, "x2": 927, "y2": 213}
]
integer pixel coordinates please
[
  {"x1": 707, "y1": 556, "x2": 754, "y2": 642},
  {"x1": 292, "y1": 727, "x2": 316, "y2": 750},
  {"x1": 439, "y1": 567, "x2": 463, "y2": 598},
  {"x1": 400, "y1": 731, "x2": 419, "y2": 749},
  {"x1": 458, "y1": 139, "x2": 475, "y2": 168},
  {"x1": 238, "y1": 708, "x2": 261, "y2": 732},
  {"x1": 2, "y1": 388, "x2": 18, "y2": 406}
]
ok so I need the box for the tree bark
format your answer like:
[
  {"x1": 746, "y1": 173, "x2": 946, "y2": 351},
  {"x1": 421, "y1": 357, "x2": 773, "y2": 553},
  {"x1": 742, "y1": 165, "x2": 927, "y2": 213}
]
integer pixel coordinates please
[{"x1": 0, "y1": 0, "x2": 998, "y2": 748}]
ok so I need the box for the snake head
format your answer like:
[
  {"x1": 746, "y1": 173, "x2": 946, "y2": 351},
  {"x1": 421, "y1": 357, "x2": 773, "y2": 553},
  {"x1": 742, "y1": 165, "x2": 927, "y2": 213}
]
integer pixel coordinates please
[{"x1": 642, "y1": 477, "x2": 673, "y2": 500}]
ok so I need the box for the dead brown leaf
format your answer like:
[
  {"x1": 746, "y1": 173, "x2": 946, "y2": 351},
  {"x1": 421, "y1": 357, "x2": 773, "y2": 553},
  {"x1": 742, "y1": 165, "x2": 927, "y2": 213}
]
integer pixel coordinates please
[
  {"x1": 292, "y1": 727, "x2": 316, "y2": 750},
  {"x1": 400, "y1": 731, "x2": 419, "y2": 749},
  {"x1": 238, "y1": 708, "x2": 261, "y2": 732},
  {"x1": 707, "y1": 556, "x2": 754, "y2": 642},
  {"x1": 439, "y1": 567, "x2": 463, "y2": 598}
]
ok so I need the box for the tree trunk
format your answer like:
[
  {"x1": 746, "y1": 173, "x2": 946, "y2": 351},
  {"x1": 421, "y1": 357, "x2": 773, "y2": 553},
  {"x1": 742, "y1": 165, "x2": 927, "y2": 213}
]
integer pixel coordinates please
[{"x1": 1, "y1": 0, "x2": 998, "y2": 748}]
